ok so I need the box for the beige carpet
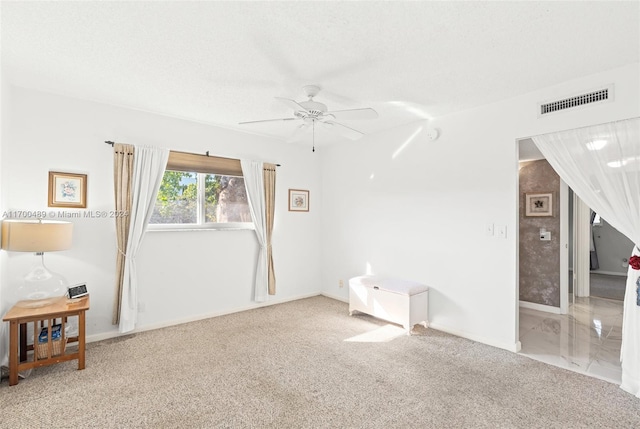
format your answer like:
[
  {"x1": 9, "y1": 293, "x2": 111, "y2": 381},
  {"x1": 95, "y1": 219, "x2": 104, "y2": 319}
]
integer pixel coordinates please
[
  {"x1": 1, "y1": 296, "x2": 639, "y2": 428},
  {"x1": 590, "y1": 273, "x2": 626, "y2": 301}
]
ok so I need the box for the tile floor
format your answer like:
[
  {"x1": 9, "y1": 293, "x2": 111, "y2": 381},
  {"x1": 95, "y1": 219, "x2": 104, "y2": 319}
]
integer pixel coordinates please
[{"x1": 519, "y1": 296, "x2": 623, "y2": 384}]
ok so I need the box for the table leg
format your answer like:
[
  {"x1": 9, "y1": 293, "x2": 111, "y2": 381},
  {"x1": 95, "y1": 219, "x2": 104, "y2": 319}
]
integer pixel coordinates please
[
  {"x1": 78, "y1": 310, "x2": 85, "y2": 370},
  {"x1": 19, "y1": 323, "x2": 27, "y2": 362},
  {"x1": 9, "y1": 320, "x2": 18, "y2": 386}
]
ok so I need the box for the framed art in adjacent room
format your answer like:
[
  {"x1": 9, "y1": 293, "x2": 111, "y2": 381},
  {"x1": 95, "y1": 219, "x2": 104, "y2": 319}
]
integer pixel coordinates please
[
  {"x1": 48, "y1": 171, "x2": 87, "y2": 208},
  {"x1": 525, "y1": 192, "x2": 553, "y2": 217},
  {"x1": 288, "y1": 189, "x2": 309, "y2": 212}
]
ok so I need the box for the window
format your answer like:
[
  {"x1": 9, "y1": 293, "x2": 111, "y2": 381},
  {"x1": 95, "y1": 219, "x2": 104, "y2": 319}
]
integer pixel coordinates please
[{"x1": 149, "y1": 152, "x2": 253, "y2": 229}]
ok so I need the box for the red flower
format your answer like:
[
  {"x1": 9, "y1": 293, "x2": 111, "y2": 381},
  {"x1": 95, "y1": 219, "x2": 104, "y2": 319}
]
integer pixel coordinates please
[{"x1": 629, "y1": 255, "x2": 640, "y2": 270}]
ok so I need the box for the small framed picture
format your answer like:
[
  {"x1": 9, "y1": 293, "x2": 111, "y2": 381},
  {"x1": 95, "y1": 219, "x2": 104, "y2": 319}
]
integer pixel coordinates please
[
  {"x1": 525, "y1": 192, "x2": 553, "y2": 217},
  {"x1": 288, "y1": 189, "x2": 309, "y2": 212},
  {"x1": 48, "y1": 171, "x2": 87, "y2": 208}
]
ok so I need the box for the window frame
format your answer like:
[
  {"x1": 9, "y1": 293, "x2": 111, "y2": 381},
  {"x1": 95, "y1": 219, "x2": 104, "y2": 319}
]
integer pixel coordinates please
[{"x1": 148, "y1": 151, "x2": 254, "y2": 231}]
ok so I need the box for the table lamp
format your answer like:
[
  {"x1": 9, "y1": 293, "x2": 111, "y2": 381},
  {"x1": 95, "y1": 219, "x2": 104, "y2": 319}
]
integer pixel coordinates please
[{"x1": 1, "y1": 219, "x2": 73, "y2": 308}]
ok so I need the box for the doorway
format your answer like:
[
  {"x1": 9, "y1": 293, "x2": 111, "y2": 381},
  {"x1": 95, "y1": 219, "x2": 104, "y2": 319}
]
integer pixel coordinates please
[
  {"x1": 517, "y1": 142, "x2": 568, "y2": 314},
  {"x1": 571, "y1": 190, "x2": 632, "y2": 302},
  {"x1": 516, "y1": 138, "x2": 625, "y2": 384}
]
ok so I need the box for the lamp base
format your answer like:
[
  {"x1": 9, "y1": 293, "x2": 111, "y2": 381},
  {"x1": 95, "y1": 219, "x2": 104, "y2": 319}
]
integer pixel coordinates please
[{"x1": 15, "y1": 253, "x2": 68, "y2": 308}]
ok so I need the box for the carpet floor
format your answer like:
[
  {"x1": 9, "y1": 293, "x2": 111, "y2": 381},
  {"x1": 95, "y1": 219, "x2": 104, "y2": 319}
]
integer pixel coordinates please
[
  {"x1": 1, "y1": 296, "x2": 639, "y2": 428},
  {"x1": 590, "y1": 273, "x2": 626, "y2": 301}
]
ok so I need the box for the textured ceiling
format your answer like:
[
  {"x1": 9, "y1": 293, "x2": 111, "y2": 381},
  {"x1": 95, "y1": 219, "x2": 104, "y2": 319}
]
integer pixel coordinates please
[{"x1": 2, "y1": 1, "x2": 639, "y2": 146}]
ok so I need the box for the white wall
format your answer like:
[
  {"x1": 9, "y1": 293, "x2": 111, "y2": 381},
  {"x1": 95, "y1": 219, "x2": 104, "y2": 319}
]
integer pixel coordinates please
[
  {"x1": 0, "y1": 65, "x2": 10, "y2": 363},
  {"x1": 0, "y1": 86, "x2": 322, "y2": 349},
  {"x1": 320, "y1": 63, "x2": 640, "y2": 351}
]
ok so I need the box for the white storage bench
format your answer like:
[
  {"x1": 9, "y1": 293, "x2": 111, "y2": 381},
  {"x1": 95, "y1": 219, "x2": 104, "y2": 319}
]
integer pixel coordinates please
[{"x1": 348, "y1": 275, "x2": 429, "y2": 335}]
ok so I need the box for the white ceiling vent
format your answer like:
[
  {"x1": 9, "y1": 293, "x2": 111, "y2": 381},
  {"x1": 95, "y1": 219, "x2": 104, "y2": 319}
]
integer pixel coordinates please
[{"x1": 539, "y1": 85, "x2": 613, "y2": 116}]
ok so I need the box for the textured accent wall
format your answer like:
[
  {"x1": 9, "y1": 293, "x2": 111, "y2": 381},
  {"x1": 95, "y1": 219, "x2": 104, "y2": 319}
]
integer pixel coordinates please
[{"x1": 519, "y1": 160, "x2": 561, "y2": 307}]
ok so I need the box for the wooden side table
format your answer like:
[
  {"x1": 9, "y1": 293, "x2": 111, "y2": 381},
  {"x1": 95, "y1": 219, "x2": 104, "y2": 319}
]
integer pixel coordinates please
[{"x1": 2, "y1": 295, "x2": 90, "y2": 386}]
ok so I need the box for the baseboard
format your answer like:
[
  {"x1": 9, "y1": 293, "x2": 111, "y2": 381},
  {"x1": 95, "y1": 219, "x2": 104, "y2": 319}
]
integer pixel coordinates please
[
  {"x1": 428, "y1": 322, "x2": 521, "y2": 353},
  {"x1": 591, "y1": 270, "x2": 627, "y2": 277},
  {"x1": 86, "y1": 291, "x2": 322, "y2": 344},
  {"x1": 87, "y1": 292, "x2": 522, "y2": 355},
  {"x1": 320, "y1": 291, "x2": 348, "y2": 303},
  {"x1": 519, "y1": 300, "x2": 561, "y2": 314}
]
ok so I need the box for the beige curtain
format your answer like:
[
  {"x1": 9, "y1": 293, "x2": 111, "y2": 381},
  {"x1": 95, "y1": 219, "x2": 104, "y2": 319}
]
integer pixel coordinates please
[
  {"x1": 112, "y1": 143, "x2": 134, "y2": 324},
  {"x1": 263, "y1": 163, "x2": 277, "y2": 295}
]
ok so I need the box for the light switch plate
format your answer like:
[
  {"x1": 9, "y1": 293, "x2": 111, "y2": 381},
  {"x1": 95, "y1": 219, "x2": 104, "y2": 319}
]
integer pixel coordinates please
[
  {"x1": 486, "y1": 223, "x2": 494, "y2": 236},
  {"x1": 497, "y1": 225, "x2": 507, "y2": 238}
]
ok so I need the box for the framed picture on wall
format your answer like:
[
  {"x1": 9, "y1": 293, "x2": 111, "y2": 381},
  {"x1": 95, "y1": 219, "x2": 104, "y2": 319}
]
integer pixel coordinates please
[
  {"x1": 48, "y1": 171, "x2": 87, "y2": 208},
  {"x1": 525, "y1": 192, "x2": 553, "y2": 217},
  {"x1": 288, "y1": 189, "x2": 309, "y2": 212}
]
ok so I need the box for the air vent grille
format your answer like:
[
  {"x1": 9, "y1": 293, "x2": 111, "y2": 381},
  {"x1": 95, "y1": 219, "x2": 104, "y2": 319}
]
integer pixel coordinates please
[{"x1": 540, "y1": 88, "x2": 610, "y2": 115}]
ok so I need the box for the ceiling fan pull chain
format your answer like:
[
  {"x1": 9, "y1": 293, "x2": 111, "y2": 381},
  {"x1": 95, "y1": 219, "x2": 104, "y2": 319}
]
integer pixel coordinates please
[{"x1": 312, "y1": 120, "x2": 315, "y2": 152}]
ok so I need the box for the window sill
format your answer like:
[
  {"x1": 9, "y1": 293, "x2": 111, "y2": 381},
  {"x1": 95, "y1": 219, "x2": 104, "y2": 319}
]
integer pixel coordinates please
[{"x1": 147, "y1": 224, "x2": 254, "y2": 232}]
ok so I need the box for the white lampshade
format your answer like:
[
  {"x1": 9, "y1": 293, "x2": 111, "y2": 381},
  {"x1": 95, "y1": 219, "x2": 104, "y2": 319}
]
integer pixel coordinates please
[{"x1": 1, "y1": 220, "x2": 73, "y2": 252}]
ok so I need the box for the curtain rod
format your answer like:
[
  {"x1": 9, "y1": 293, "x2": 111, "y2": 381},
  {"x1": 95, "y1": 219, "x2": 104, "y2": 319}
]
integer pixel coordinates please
[{"x1": 104, "y1": 141, "x2": 280, "y2": 166}]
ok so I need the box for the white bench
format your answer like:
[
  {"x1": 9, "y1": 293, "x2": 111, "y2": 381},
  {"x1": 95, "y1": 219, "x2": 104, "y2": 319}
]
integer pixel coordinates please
[{"x1": 348, "y1": 275, "x2": 429, "y2": 335}]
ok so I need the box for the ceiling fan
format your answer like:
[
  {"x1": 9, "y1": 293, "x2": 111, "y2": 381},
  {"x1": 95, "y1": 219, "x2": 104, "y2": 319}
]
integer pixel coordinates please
[{"x1": 239, "y1": 85, "x2": 378, "y2": 151}]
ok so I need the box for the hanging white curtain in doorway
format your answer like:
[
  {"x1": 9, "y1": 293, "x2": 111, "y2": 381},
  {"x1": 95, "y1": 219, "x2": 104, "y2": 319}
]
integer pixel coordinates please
[{"x1": 532, "y1": 117, "x2": 640, "y2": 398}]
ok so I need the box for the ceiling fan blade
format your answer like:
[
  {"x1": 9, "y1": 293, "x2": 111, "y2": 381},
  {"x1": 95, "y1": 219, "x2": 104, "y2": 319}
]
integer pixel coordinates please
[
  {"x1": 275, "y1": 97, "x2": 309, "y2": 113},
  {"x1": 239, "y1": 117, "x2": 300, "y2": 125},
  {"x1": 322, "y1": 120, "x2": 365, "y2": 140},
  {"x1": 286, "y1": 123, "x2": 310, "y2": 143},
  {"x1": 324, "y1": 107, "x2": 378, "y2": 120}
]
